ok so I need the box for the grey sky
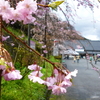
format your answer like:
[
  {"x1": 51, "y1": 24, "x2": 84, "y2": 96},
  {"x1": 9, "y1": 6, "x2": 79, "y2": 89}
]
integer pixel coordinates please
[
  {"x1": 54, "y1": 0, "x2": 100, "y2": 40},
  {"x1": 73, "y1": 3, "x2": 100, "y2": 40}
]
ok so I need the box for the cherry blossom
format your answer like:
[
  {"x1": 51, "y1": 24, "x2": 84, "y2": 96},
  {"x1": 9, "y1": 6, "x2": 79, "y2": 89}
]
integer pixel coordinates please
[
  {"x1": 0, "y1": 61, "x2": 22, "y2": 81},
  {"x1": 0, "y1": 65, "x2": 6, "y2": 70},
  {"x1": 16, "y1": 0, "x2": 37, "y2": 14},
  {"x1": 28, "y1": 64, "x2": 42, "y2": 70},
  {"x1": 10, "y1": 9, "x2": 22, "y2": 22},
  {"x1": 0, "y1": 0, "x2": 37, "y2": 24},
  {"x1": 28, "y1": 71, "x2": 44, "y2": 84},
  {"x1": 22, "y1": 13, "x2": 36, "y2": 24},
  {"x1": 14, "y1": 0, "x2": 37, "y2": 24},
  {"x1": 92, "y1": 67, "x2": 99, "y2": 71},
  {"x1": 61, "y1": 79, "x2": 72, "y2": 88},
  {"x1": 43, "y1": 68, "x2": 75, "y2": 95},
  {"x1": 70, "y1": 69, "x2": 78, "y2": 77},
  {"x1": 29, "y1": 71, "x2": 43, "y2": 77},
  {"x1": 44, "y1": 76, "x2": 57, "y2": 89},
  {"x1": 54, "y1": 68, "x2": 59, "y2": 75},
  {"x1": 45, "y1": 75, "x2": 72, "y2": 95},
  {"x1": 39, "y1": 41, "x2": 44, "y2": 44},
  {"x1": 65, "y1": 69, "x2": 78, "y2": 79},
  {"x1": 28, "y1": 75, "x2": 45, "y2": 84},
  {"x1": 2, "y1": 69, "x2": 22, "y2": 81},
  {"x1": 10, "y1": 43, "x2": 15, "y2": 46},
  {"x1": 0, "y1": 0, "x2": 13, "y2": 23},
  {"x1": 43, "y1": 50, "x2": 48, "y2": 53},
  {"x1": 27, "y1": 63, "x2": 78, "y2": 95},
  {"x1": 2, "y1": 36, "x2": 10, "y2": 41},
  {"x1": 52, "y1": 85, "x2": 67, "y2": 95},
  {"x1": 42, "y1": 45, "x2": 46, "y2": 48},
  {"x1": 5, "y1": 62, "x2": 14, "y2": 68}
]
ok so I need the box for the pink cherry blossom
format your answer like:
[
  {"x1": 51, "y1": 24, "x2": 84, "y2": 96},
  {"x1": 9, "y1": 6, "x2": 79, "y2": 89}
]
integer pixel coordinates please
[
  {"x1": 41, "y1": 54, "x2": 44, "y2": 57},
  {"x1": 0, "y1": 0, "x2": 13, "y2": 23},
  {"x1": 61, "y1": 80, "x2": 72, "y2": 88},
  {"x1": 5, "y1": 62, "x2": 14, "y2": 68},
  {"x1": 53, "y1": 68, "x2": 59, "y2": 75},
  {"x1": 28, "y1": 71, "x2": 44, "y2": 84},
  {"x1": 29, "y1": 71, "x2": 43, "y2": 77},
  {"x1": 0, "y1": 0, "x2": 37, "y2": 24},
  {"x1": 43, "y1": 50, "x2": 48, "y2": 53},
  {"x1": 2, "y1": 36, "x2": 10, "y2": 41},
  {"x1": 29, "y1": 75, "x2": 45, "y2": 84},
  {"x1": 70, "y1": 69, "x2": 78, "y2": 77},
  {"x1": 22, "y1": 13, "x2": 36, "y2": 24},
  {"x1": 28, "y1": 64, "x2": 42, "y2": 70},
  {"x1": 10, "y1": 9, "x2": 22, "y2": 22},
  {"x1": 42, "y1": 45, "x2": 46, "y2": 48},
  {"x1": 0, "y1": 0, "x2": 10, "y2": 14},
  {"x1": 44, "y1": 77, "x2": 57, "y2": 89},
  {"x1": 2, "y1": 69, "x2": 22, "y2": 81},
  {"x1": 62, "y1": 70, "x2": 68, "y2": 74},
  {"x1": 0, "y1": 65, "x2": 6, "y2": 70},
  {"x1": 52, "y1": 85, "x2": 67, "y2": 95},
  {"x1": 46, "y1": 77, "x2": 57, "y2": 85},
  {"x1": 92, "y1": 67, "x2": 99, "y2": 71},
  {"x1": 10, "y1": 43, "x2": 15, "y2": 46},
  {"x1": 16, "y1": 0, "x2": 37, "y2": 14},
  {"x1": 65, "y1": 69, "x2": 78, "y2": 79},
  {"x1": 14, "y1": 0, "x2": 37, "y2": 24},
  {"x1": 39, "y1": 41, "x2": 44, "y2": 44}
]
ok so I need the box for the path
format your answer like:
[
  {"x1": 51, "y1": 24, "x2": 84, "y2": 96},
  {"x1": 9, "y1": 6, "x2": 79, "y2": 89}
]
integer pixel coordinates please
[{"x1": 55, "y1": 59, "x2": 100, "y2": 100}]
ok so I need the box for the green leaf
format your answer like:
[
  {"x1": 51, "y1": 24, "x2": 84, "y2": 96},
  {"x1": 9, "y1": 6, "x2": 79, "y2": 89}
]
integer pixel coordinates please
[{"x1": 48, "y1": 0, "x2": 64, "y2": 9}]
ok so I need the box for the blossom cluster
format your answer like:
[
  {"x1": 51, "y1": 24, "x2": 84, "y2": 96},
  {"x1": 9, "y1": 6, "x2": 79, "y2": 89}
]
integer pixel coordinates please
[
  {"x1": 28, "y1": 63, "x2": 78, "y2": 95},
  {"x1": 39, "y1": 42, "x2": 48, "y2": 55},
  {"x1": 41, "y1": 45, "x2": 48, "y2": 54},
  {"x1": 0, "y1": 57, "x2": 22, "y2": 81},
  {"x1": 0, "y1": 0, "x2": 37, "y2": 24}
]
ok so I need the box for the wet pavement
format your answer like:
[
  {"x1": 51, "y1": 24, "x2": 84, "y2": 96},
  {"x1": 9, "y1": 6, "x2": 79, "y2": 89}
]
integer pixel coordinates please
[{"x1": 55, "y1": 59, "x2": 100, "y2": 100}]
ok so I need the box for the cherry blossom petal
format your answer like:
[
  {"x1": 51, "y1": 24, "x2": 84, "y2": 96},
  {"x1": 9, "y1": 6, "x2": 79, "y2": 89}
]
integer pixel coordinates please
[
  {"x1": 28, "y1": 75, "x2": 44, "y2": 84},
  {"x1": 28, "y1": 64, "x2": 42, "y2": 70},
  {"x1": 52, "y1": 85, "x2": 67, "y2": 95},
  {"x1": 29, "y1": 71, "x2": 43, "y2": 77},
  {"x1": 2, "y1": 70, "x2": 22, "y2": 81}
]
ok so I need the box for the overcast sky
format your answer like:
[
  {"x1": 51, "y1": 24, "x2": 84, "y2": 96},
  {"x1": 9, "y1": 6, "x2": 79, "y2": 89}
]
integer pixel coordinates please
[{"x1": 54, "y1": 0, "x2": 100, "y2": 40}]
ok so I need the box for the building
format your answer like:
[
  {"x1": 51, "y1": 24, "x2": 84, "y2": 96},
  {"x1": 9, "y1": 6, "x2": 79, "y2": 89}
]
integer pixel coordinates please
[{"x1": 64, "y1": 40, "x2": 100, "y2": 56}]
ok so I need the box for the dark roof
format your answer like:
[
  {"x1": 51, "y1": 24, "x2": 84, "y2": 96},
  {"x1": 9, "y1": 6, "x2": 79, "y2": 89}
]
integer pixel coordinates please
[
  {"x1": 64, "y1": 40, "x2": 100, "y2": 54},
  {"x1": 89, "y1": 41, "x2": 100, "y2": 51}
]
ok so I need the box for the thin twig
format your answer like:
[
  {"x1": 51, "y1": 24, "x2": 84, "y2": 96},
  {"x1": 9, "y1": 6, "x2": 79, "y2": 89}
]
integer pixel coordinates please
[
  {"x1": 90, "y1": 61, "x2": 100, "y2": 76},
  {"x1": 37, "y1": 3, "x2": 48, "y2": 7}
]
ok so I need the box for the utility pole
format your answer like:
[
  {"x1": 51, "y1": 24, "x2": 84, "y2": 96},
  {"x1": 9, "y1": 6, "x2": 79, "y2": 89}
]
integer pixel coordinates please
[
  {"x1": 0, "y1": 16, "x2": 2, "y2": 98},
  {"x1": 28, "y1": 24, "x2": 30, "y2": 46},
  {"x1": 44, "y1": 0, "x2": 48, "y2": 57}
]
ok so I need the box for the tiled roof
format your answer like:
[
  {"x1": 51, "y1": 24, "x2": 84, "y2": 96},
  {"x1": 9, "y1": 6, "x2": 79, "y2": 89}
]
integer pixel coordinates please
[{"x1": 64, "y1": 40, "x2": 100, "y2": 53}]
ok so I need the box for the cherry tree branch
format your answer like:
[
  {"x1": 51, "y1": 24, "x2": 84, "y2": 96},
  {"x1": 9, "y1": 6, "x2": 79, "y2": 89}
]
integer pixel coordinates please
[{"x1": 2, "y1": 24, "x2": 69, "y2": 74}]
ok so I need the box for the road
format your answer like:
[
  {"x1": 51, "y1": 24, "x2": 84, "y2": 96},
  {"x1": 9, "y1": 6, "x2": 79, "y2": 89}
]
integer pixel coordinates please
[{"x1": 55, "y1": 59, "x2": 100, "y2": 100}]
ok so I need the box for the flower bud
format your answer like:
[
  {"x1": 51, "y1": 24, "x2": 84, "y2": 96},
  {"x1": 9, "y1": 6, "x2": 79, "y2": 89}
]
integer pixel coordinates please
[{"x1": 48, "y1": 0, "x2": 64, "y2": 9}]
